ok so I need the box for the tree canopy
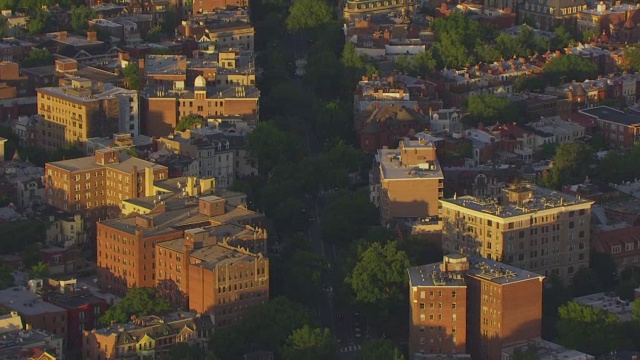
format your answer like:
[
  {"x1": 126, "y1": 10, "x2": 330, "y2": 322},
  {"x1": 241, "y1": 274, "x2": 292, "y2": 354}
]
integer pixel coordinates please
[
  {"x1": 70, "y1": 6, "x2": 96, "y2": 33},
  {"x1": 540, "y1": 142, "x2": 593, "y2": 189},
  {"x1": 122, "y1": 61, "x2": 141, "y2": 91},
  {"x1": 29, "y1": 261, "x2": 49, "y2": 280},
  {"x1": 321, "y1": 190, "x2": 379, "y2": 245},
  {"x1": 209, "y1": 297, "x2": 312, "y2": 360},
  {"x1": 0, "y1": 265, "x2": 14, "y2": 290},
  {"x1": 556, "y1": 301, "x2": 621, "y2": 356},
  {"x1": 22, "y1": 48, "x2": 54, "y2": 68},
  {"x1": 99, "y1": 288, "x2": 171, "y2": 326},
  {"x1": 176, "y1": 114, "x2": 205, "y2": 132},
  {"x1": 462, "y1": 94, "x2": 520, "y2": 127},
  {"x1": 281, "y1": 325, "x2": 338, "y2": 360},
  {"x1": 356, "y1": 339, "x2": 405, "y2": 360},
  {"x1": 346, "y1": 241, "x2": 410, "y2": 308},
  {"x1": 286, "y1": 0, "x2": 332, "y2": 32},
  {"x1": 621, "y1": 46, "x2": 640, "y2": 73},
  {"x1": 543, "y1": 54, "x2": 598, "y2": 86},
  {"x1": 246, "y1": 121, "x2": 302, "y2": 175}
]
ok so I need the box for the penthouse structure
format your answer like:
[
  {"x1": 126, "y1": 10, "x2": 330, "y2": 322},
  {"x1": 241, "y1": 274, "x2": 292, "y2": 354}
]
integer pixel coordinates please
[
  {"x1": 36, "y1": 78, "x2": 140, "y2": 151},
  {"x1": 97, "y1": 188, "x2": 267, "y2": 299},
  {"x1": 44, "y1": 149, "x2": 168, "y2": 220},
  {"x1": 579, "y1": 106, "x2": 640, "y2": 148},
  {"x1": 343, "y1": 0, "x2": 417, "y2": 21},
  {"x1": 408, "y1": 254, "x2": 544, "y2": 360},
  {"x1": 141, "y1": 52, "x2": 259, "y2": 137},
  {"x1": 440, "y1": 184, "x2": 594, "y2": 284},
  {"x1": 371, "y1": 138, "x2": 444, "y2": 226},
  {"x1": 82, "y1": 311, "x2": 214, "y2": 360}
]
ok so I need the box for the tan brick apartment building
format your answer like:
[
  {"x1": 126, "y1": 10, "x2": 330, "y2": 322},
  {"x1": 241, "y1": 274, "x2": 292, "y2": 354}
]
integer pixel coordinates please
[
  {"x1": 44, "y1": 149, "x2": 168, "y2": 220},
  {"x1": 408, "y1": 254, "x2": 544, "y2": 360},
  {"x1": 371, "y1": 138, "x2": 444, "y2": 225},
  {"x1": 36, "y1": 78, "x2": 139, "y2": 151},
  {"x1": 440, "y1": 184, "x2": 594, "y2": 284},
  {"x1": 82, "y1": 311, "x2": 214, "y2": 360},
  {"x1": 97, "y1": 190, "x2": 268, "y2": 321}
]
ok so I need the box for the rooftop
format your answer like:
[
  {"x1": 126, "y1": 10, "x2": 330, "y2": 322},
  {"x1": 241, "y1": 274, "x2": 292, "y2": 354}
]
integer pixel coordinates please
[
  {"x1": 377, "y1": 140, "x2": 443, "y2": 181},
  {"x1": 0, "y1": 288, "x2": 66, "y2": 316},
  {"x1": 573, "y1": 292, "x2": 632, "y2": 321},
  {"x1": 502, "y1": 338, "x2": 595, "y2": 360},
  {"x1": 0, "y1": 329, "x2": 60, "y2": 357},
  {"x1": 408, "y1": 254, "x2": 543, "y2": 288},
  {"x1": 46, "y1": 152, "x2": 163, "y2": 173},
  {"x1": 144, "y1": 55, "x2": 186, "y2": 75},
  {"x1": 579, "y1": 106, "x2": 640, "y2": 126},
  {"x1": 440, "y1": 184, "x2": 593, "y2": 218}
]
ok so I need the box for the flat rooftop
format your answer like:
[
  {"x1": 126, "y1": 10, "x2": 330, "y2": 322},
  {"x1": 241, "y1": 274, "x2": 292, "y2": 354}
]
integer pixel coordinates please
[
  {"x1": 573, "y1": 292, "x2": 632, "y2": 321},
  {"x1": 408, "y1": 254, "x2": 543, "y2": 287},
  {"x1": 440, "y1": 185, "x2": 593, "y2": 218},
  {"x1": 377, "y1": 148, "x2": 443, "y2": 181},
  {"x1": 190, "y1": 242, "x2": 259, "y2": 269},
  {"x1": 502, "y1": 338, "x2": 594, "y2": 360},
  {"x1": 580, "y1": 106, "x2": 640, "y2": 126},
  {"x1": 145, "y1": 55, "x2": 186, "y2": 75},
  {"x1": 0, "y1": 289, "x2": 66, "y2": 316}
]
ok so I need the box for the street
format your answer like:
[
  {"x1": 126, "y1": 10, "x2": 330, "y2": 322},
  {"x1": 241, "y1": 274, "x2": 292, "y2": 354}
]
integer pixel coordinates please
[{"x1": 309, "y1": 198, "x2": 364, "y2": 359}]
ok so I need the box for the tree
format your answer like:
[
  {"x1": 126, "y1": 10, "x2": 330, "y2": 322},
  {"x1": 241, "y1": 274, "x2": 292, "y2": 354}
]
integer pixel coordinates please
[
  {"x1": 146, "y1": 26, "x2": 162, "y2": 43},
  {"x1": 356, "y1": 339, "x2": 405, "y2": 360},
  {"x1": 209, "y1": 297, "x2": 312, "y2": 359},
  {"x1": 29, "y1": 261, "x2": 49, "y2": 279},
  {"x1": 70, "y1": 6, "x2": 96, "y2": 34},
  {"x1": 0, "y1": 265, "x2": 14, "y2": 290},
  {"x1": 553, "y1": 26, "x2": 574, "y2": 49},
  {"x1": 246, "y1": 121, "x2": 302, "y2": 175},
  {"x1": 622, "y1": 46, "x2": 640, "y2": 74},
  {"x1": 99, "y1": 288, "x2": 171, "y2": 325},
  {"x1": 557, "y1": 301, "x2": 621, "y2": 356},
  {"x1": 122, "y1": 61, "x2": 141, "y2": 91},
  {"x1": 0, "y1": 219, "x2": 45, "y2": 255},
  {"x1": 462, "y1": 94, "x2": 520, "y2": 127},
  {"x1": 633, "y1": 299, "x2": 640, "y2": 322},
  {"x1": 321, "y1": 190, "x2": 379, "y2": 245},
  {"x1": 286, "y1": 0, "x2": 332, "y2": 32},
  {"x1": 346, "y1": 241, "x2": 411, "y2": 309},
  {"x1": 22, "y1": 48, "x2": 54, "y2": 68},
  {"x1": 570, "y1": 268, "x2": 602, "y2": 297},
  {"x1": 281, "y1": 325, "x2": 338, "y2": 360},
  {"x1": 176, "y1": 114, "x2": 204, "y2": 131},
  {"x1": 164, "y1": 343, "x2": 208, "y2": 360},
  {"x1": 304, "y1": 47, "x2": 342, "y2": 99},
  {"x1": 540, "y1": 142, "x2": 593, "y2": 189},
  {"x1": 161, "y1": 5, "x2": 179, "y2": 34},
  {"x1": 543, "y1": 55, "x2": 598, "y2": 86},
  {"x1": 590, "y1": 251, "x2": 617, "y2": 291},
  {"x1": 28, "y1": 10, "x2": 52, "y2": 35}
]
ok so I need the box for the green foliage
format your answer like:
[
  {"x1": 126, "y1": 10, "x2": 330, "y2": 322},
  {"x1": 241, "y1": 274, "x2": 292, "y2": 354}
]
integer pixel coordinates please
[
  {"x1": 286, "y1": 0, "x2": 332, "y2": 32},
  {"x1": 462, "y1": 94, "x2": 520, "y2": 127},
  {"x1": 495, "y1": 26, "x2": 547, "y2": 58},
  {"x1": 146, "y1": 26, "x2": 162, "y2": 43},
  {"x1": 622, "y1": 47, "x2": 640, "y2": 73},
  {"x1": 553, "y1": 26, "x2": 575, "y2": 49},
  {"x1": 122, "y1": 62, "x2": 141, "y2": 91},
  {"x1": 570, "y1": 268, "x2": 602, "y2": 297},
  {"x1": 599, "y1": 145, "x2": 640, "y2": 184},
  {"x1": 557, "y1": 301, "x2": 621, "y2": 356},
  {"x1": 582, "y1": 29, "x2": 599, "y2": 43},
  {"x1": 164, "y1": 342, "x2": 208, "y2": 360},
  {"x1": 247, "y1": 121, "x2": 302, "y2": 175},
  {"x1": 320, "y1": 190, "x2": 379, "y2": 245},
  {"x1": 304, "y1": 47, "x2": 342, "y2": 99},
  {"x1": 395, "y1": 51, "x2": 436, "y2": 77},
  {"x1": 590, "y1": 251, "x2": 618, "y2": 291},
  {"x1": 542, "y1": 275, "x2": 570, "y2": 340},
  {"x1": 617, "y1": 280, "x2": 637, "y2": 301},
  {"x1": 346, "y1": 241, "x2": 411, "y2": 308},
  {"x1": 510, "y1": 348, "x2": 538, "y2": 360},
  {"x1": 543, "y1": 55, "x2": 598, "y2": 86},
  {"x1": 70, "y1": 6, "x2": 96, "y2": 33},
  {"x1": 276, "y1": 236, "x2": 325, "y2": 305},
  {"x1": 176, "y1": 114, "x2": 204, "y2": 132},
  {"x1": 0, "y1": 265, "x2": 14, "y2": 290},
  {"x1": 0, "y1": 220, "x2": 45, "y2": 255},
  {"x1": 161, "y1": 5, "x2": 179, "y2": 34},
  {"x1": 99, "y1": 288, "x2": 171, "y2": 326},
  {"x1": 29, "y1": 261, "x2": 49, "y2": 280},
  {"x1": 209, "y1": 297, "x2": 312, "y2": 360},
  {"x1": 398, "y1": 237, "x2": 444, "y2": 266},
  {"x1": 633, "y1": 299, "x2": 640, "y2": 322},
  {"x1": 281, "y1": 325, "x2": 338, "y2": 360},
  {"x1": 540, "y1": 143, "x2": 593, "y2": 190},
  {"x1": 22, "y1": 48, "x2": 54, "y2": 68},
  {"x1": 28, "y1": 10, "x2": 52, "y2": 35},
  {"x1": 430, "y1": 12, "x2": 489, "y2": 68},
  {"x1": 356, "y1": 339, "x2": 405, "y2": 360}
]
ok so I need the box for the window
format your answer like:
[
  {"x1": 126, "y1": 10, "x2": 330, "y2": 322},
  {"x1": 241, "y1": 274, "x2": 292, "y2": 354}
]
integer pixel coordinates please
[
  {"x1": 452, "y1": 291, "x2": 456, "y2": 298},
  {"x1": 452, "y1": 303, "x2": 456, "y2": 309},
  {"x1": 420, "y1": 303, "x2": 425, "y2": 309}
]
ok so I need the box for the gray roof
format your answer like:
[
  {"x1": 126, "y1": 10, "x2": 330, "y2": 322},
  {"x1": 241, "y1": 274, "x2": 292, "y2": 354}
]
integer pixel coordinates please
[
  {"x1": 0, "y1": 289, "x2": 66, "y2": 316},
  {"x1": 579, "y1": 106, "x2": 640, "y2": 126}
]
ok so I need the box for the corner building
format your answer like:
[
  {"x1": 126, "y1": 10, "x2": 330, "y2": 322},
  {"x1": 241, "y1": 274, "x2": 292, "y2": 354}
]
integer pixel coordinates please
[
  {"x1": 440, "y1": 184, "x2": 593, "y2": 284},
  {"x1": 408, "y1": 254, "x2": 544, "y2": 360}
]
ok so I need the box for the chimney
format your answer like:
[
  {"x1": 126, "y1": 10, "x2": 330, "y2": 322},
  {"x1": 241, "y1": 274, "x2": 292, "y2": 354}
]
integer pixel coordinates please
[
  {"x1": 87, "y1": 31, "x2": 97, "y2": 41},
  {"x1": 57, "y1": 31, "x2": 67, "y2": 40}
]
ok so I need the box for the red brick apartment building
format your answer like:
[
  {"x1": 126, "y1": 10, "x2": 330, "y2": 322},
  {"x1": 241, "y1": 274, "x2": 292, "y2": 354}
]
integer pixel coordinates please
[
  {"x1": 579, "y1": 106, "x2": 640, "y2": 148},
  {"x1": 44, "y1": 149, "x2": 168, "y2": 220},
  {"x1": 593, "y1": 225, "x2": 640, "y2": 272},
  {"x1": 408, "y1": 254, "x2": 544, "y2": 360},
  {"x1": 97, "y1": 191, "x2": 268, "y2": 323}
]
